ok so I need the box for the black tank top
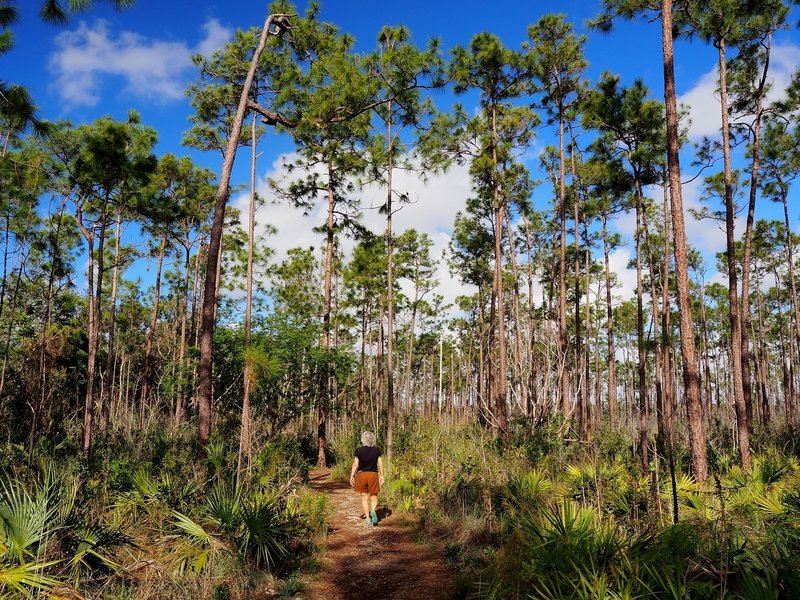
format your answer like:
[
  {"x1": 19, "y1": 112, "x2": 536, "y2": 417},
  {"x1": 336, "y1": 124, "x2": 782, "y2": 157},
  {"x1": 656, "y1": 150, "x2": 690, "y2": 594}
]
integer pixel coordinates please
[{"x1": 355, "y1": 446, "x2": 381, "y2": 472}]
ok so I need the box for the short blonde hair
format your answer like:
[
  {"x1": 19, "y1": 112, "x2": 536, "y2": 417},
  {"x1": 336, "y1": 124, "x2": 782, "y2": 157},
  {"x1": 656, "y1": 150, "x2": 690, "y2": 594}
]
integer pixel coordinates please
[{"x1": 360, "y1": 431, "x2": 376, "y2": 447}]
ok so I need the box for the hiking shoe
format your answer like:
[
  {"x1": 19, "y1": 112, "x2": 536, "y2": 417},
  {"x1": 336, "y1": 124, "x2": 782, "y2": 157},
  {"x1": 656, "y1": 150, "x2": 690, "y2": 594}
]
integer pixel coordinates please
[{"x1": 370, "y1": 510, "x2": 378, "y2": 525}]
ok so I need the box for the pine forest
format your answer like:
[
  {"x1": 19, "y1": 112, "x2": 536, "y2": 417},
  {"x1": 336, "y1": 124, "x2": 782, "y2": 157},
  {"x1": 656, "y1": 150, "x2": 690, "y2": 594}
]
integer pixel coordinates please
[{"x1": 2, "y1": 0, "x2": 800, "y2": 598}]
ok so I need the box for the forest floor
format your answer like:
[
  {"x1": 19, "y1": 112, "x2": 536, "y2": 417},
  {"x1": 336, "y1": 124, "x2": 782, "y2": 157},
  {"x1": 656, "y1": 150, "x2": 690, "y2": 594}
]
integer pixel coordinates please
[{"x1": 300, "y1": 468, "x2": 455, "y2": 600}]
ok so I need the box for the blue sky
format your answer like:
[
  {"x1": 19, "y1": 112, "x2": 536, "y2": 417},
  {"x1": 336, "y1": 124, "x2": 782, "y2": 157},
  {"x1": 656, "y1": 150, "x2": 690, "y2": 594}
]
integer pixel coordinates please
[{"x1": 4, "y1": 0, "x2": 800, "y2": 309}]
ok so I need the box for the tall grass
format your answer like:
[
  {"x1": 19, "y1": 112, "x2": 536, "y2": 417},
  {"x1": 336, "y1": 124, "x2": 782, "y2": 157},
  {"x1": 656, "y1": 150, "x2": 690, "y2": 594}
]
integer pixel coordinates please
[{"x1": 370, "y1": 415, "x2": 800, "y2": 599}]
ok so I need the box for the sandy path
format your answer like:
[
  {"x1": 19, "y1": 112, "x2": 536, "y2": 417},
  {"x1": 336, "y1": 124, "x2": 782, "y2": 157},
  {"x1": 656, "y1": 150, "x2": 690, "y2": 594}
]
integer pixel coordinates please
[{"x1": 302, "y1": 469, "x2": 454, "y2": 600}]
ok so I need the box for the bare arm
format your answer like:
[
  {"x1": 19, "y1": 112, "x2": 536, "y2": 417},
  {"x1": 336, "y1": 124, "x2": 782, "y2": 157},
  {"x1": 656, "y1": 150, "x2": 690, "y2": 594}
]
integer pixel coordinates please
[{"x1": 349, "y1": 457, "x2": 359, "y2": 486}]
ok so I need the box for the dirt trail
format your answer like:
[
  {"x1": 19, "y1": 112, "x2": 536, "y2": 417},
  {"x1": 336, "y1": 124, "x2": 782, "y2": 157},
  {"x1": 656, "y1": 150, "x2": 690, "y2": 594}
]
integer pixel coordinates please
[{"x1": 302, "y1": 468, "x2": 454, "y2": 600}]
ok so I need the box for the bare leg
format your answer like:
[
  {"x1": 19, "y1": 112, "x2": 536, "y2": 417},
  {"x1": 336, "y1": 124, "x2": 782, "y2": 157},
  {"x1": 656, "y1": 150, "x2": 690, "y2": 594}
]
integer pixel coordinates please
[
  {"x1": 360, "y1": 493, "x2": 370, "y2": 518},
  {"x1": 370, "y1": 495, "x2": 379, "y2": 512}
]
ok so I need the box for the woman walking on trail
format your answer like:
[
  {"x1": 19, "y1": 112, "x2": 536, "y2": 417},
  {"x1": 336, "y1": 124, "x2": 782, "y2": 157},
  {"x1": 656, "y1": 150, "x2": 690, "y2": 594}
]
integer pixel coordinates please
[{"x1": 350, "y1": 431, "x2": 385, "y2": 526}]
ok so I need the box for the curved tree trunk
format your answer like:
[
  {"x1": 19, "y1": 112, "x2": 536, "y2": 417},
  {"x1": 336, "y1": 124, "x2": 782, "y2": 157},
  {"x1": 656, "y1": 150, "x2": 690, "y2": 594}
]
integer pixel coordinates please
[{"x1": 197, "y1": 12, "x2": 288, "y2": 454}]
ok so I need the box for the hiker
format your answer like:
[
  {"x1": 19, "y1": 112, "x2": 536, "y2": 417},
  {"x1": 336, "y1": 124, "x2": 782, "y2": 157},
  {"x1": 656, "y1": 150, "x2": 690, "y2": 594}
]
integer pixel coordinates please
[{"x1": 349, "y1": 430, "x2": 385, "y2": 526}]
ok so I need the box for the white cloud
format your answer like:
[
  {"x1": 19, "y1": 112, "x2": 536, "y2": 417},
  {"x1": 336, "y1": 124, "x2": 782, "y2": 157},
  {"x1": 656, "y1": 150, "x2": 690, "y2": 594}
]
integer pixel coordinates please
[
  {"x1": 231, "y1": 153, "x2": 475, "y2": 315},
  {"x1": 679, "y1": 69, "x2": 720, "y2": 141},
  {"x1": 681, "y1": 176, "x2": 730, "y2": 261},
  {"x1": 196, "y1": 18, "x2": 232, "y2": 58},
  {"x1": 678, "y1": 43, "x2": 800, "y2": 140},
  {"x1": 49, "y1": 18, "x2": 232, "y2": 108},
  {"x1": 608, "y1": 247, "x2": 637, "y2": 301},
  {"x1": 621, "y1": 179, "x2": 732, "y2": 269}
]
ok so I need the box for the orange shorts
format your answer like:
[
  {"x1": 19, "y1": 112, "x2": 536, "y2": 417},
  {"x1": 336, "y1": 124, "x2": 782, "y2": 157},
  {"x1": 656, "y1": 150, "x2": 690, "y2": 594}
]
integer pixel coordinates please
[{"x1": 353, "y1": 471, "x2": 380, "y2": 495}]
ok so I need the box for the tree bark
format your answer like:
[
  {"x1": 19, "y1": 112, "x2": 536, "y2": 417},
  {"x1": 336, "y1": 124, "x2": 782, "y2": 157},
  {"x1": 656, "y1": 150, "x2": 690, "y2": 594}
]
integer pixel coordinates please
[
  {"x1": 504, "y1": 210, "x2": 526, "y2": 419},
  {"x1": 78, "y1": 201, "x2": 108, "y2": 456},
  {"x1": 635, "y1": 190, "x2": 649, "y2": 470},
  {"x1": 602, "y1": 212, "x2": 617, "y2": 429},
  {"x1": 570, "y1": 143, "x2": 585, "y2": 439},
  {"x1": 197, "y1": 12, "x2": 289, "y2": 454},
  {"x1": 490, "y1": 103, "x2": 508, "y2": 440},
  {"x1": 661, "y1": 0, "x2": 708, "y2": 480},
  {"x1": 139, "y1": 234, "x2": 167, "y2": 424},
  {"x1": 739, "y1": 37, "x2": 771, "y2": 434},
  {"x1": 175, "y1": 241, "x2": 192, "y2": 426},
  {"x1": 238, "y1": 114, "x2": 258, "y2": 477},
  {"x1": 385, "y1": 103, "x2": 396, "y2": 470},
  {"x1": 557, "y1": 116, "x2": 570, "y2": 423},
  {"x1": 782, "y1": 194, "x2": 800, "y2": 413},
  {"x1": 318, "y1": 161, "x2": 337, "y2": 468},
  {"x1": 100, "y1": 208, "x2": 123, "y2": 433},
  {"x1": 717, "y1": 37, "x2": 751, "y2": 468},
  {"x1": 522, "y1": 215, "x2": 539, "y2": 416}
]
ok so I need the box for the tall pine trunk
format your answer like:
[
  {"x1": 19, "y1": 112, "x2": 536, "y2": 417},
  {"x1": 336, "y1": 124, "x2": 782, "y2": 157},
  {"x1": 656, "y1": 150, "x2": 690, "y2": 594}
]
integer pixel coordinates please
[
  {"x1": 635, "y1": 189, "x2": 649, "y2": 469},
  {"x1": 661, "y1": 0, "x2": 708, "y2": 480},
  {"x1": 717, "y1": 36, "x2": 751, "y2": 468},
  {"x1": 490, "y1": 104, "x2": 508, "y2": 440},
  {"x1": 602, "y1": 212, "x2": 617, "y2": 429},
  {"x1": 781, "y1": 194, "x2": 800, "y2": 407},
  {"x1": 557, "y1": 116, "x2": 570, "y2": 423},
  {"x1": 238, "y1": 114, "x2": 258, "y2": 476},
  {"x1": 175, "y1": 242, "x2": 192, "y2": 426},
  {"x1": 139, "y1": 234, "x2": 167, "y2": 424},
  {"x1": 740, "y1": 37, "x2": 772, "y2": 433},
  {"x1": 100, "y1": 208, "x2": 123, "y2": 433},
  {"x1": 571, "y1": 144, "x2": 585, "y2": 438},
  {"x1": 385, "y1": 104, "x2": 396, "y2": 470},
  {"x1": 318, "y1": 162, "x2": 336, "y2": 468}
]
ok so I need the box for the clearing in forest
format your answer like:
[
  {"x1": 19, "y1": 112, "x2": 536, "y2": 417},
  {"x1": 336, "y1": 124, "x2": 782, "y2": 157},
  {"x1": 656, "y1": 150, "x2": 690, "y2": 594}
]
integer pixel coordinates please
[{"x1": 302, "y1": 469, "x2": 454, "y2": 600}]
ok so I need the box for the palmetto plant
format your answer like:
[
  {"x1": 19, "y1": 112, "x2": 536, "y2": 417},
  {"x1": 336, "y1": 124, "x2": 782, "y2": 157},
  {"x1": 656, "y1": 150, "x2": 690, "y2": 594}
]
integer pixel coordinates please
[
  {"x1": 0, "y1": 461, "x2": 76, "y2": 596},
  {"x1": 169, "y1": 510, "x2": 226, "y2": 575},
  {"x1": 0, "y1": 561, "x2": 61, "y2": 598},
  {"x1": 502, "y1": 470, "x2": 554, "y2": 519},
  {"x1": 0, "y1": 461, "x2": 141, "y2": 596},
  {"x1": 0, "y1": 478, "x2": 60, "y2": 564},
  {"x1": 241, "y1": 491, "x2": 292, "y2": 569},
  {"x1": 169, "y1": 478, "x2": 296, "y2": 575},
  {"x1": 62, "y1": 524, "x2": 132, "y2": 587}
]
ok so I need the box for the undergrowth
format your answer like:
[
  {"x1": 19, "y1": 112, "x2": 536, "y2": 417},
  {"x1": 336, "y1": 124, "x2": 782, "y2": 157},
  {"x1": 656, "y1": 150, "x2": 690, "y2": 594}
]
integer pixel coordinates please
[
  {"x1": 0, "y1": 421, "x2": 331, "y2": 599},
  {"x1": 354, "y1": 415, "x2": 800, "y2": 599}
]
